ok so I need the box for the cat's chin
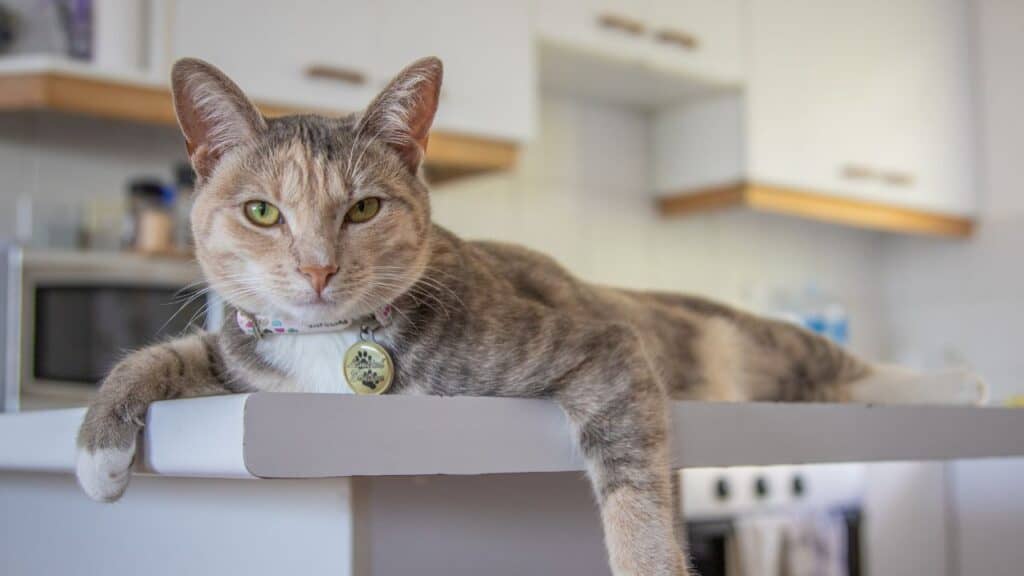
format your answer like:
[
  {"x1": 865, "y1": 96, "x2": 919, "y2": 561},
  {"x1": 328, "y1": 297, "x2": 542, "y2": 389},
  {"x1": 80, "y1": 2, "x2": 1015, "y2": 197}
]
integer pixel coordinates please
[{"x1": 279, "y1": 300, "x2": 370, "y2": 325}]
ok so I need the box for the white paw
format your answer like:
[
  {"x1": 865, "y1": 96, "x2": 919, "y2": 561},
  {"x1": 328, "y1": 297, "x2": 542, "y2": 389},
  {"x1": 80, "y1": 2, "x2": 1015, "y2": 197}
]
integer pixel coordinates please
[{"x1": 76, "y1": 444, "x2": 136, "y2": 502}]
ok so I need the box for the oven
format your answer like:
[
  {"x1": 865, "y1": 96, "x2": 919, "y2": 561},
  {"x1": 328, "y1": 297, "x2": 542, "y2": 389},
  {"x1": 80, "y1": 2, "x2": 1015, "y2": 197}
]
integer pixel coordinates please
[{"x1": 682, "y1": 464, "x2": 865, "y2": 576}]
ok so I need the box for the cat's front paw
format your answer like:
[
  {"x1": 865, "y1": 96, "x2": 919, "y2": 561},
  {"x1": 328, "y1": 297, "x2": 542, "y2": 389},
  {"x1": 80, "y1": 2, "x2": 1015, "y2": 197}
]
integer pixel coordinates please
[
  {"x1": 76, "y1": 402, "x2": 140, "y2": 502},
  {"x1": 75, "y1": 442, "x2": 135, "y2": 502}
]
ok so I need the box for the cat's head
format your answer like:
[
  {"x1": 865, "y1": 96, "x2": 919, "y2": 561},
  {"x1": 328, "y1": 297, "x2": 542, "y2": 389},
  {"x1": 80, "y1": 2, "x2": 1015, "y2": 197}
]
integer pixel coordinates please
[{"x1": 170, "y1": 57, "x2": 442, "y2": 324}]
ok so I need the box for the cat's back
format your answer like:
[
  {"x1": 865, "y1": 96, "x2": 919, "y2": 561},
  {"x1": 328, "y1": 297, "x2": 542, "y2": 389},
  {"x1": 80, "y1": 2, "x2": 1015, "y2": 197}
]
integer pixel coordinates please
[
  {"x1": 463, "y1": 237, "x2": 591, "y2": 305},
  {"x1": 455, "y1": 233, "x2": 650, "y2": 321}
]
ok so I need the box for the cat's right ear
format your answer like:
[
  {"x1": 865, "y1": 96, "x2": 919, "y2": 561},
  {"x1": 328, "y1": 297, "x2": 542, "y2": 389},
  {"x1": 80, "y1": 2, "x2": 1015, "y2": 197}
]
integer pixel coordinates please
[{"x1": 171, "y1": 58, "x2": 267, "y2": 180}]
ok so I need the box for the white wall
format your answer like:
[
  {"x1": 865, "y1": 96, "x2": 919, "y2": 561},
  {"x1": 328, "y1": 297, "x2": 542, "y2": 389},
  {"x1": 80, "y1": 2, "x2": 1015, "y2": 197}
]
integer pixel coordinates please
[
  {"x1": 880, "y1": 1, "x2": 1024, "y2": 575},
  {"x1": 434, "y1": 96, "x2": 887, "y2": 359},
  {"x1": 881, "y1": 0, "x2": 1024, "y2": 402}
]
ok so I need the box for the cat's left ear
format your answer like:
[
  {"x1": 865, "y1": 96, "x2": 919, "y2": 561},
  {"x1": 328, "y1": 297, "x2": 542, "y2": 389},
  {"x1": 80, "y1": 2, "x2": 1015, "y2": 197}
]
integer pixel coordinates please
[
  {"x1": 359, "y1": 57, "x2": 443, "y2": 173},
  {"x1": 171, "y1": 58, "x2": 267, "y2": 180}
]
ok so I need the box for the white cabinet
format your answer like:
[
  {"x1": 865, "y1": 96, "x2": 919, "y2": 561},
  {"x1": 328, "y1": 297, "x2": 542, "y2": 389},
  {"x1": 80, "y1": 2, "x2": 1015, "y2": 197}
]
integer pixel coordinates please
[
  {"x1": 170, "y1": 0, "x2": 377, "y2": 115},
  {"x1": 655, "y1": 0, "x2": 976, "y2": 225},
  {"x1": 536, "y1": 0, "x2": 742, "y2": 85},
  {"x1": 745, "y1": 0, "x2": 975, "y2": 216},
  {"x1": 372, "y1": 0, "x2": 534, "y2": 141},
  {"x1": 536, "y1": 0, "x2": 652, "y2": 65},
  {"x1": 170, "y1": 0, "x2": 533, "y2": 142},
  {"x1": 647, "y1": 0, "x2": 742, "y2": 84}
]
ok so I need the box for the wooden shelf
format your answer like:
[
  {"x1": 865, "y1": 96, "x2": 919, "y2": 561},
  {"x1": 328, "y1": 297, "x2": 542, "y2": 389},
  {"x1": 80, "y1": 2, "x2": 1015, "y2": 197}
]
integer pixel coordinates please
[
  {"x1": 0, "y1": 61, "x2": 518, "y2": 182},
  {"x1": 658, "y1": 182, "x2": 976, "y2": 238}
]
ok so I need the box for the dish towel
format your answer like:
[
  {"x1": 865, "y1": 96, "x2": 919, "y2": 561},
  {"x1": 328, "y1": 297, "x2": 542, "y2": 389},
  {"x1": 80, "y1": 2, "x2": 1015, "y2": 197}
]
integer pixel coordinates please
[
  {"x1": 781, "y1": 513, "x2": 847, "y2": 576},
  {"x1": 727, "y1": 512, "x2": 848, "y2": 576},
  {"x1": 727, "y1": 515, "x2": 789, "y2": 576}
]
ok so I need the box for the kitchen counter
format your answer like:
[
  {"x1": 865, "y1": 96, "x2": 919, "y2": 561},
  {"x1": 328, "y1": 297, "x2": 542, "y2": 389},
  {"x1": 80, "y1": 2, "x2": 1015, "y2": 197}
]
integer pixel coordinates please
[
  {"x1": 3, "y1": 393, "x2": 1024, "y2": 478},
  {"x1": 3, "y1": 394, "x2": 1023, "y2": 576}
]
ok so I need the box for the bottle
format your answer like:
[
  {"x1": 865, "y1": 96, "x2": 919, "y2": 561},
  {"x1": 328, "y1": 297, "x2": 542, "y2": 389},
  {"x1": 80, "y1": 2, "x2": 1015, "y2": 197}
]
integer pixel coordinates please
[
  {"x1": 823, "y1": 302, "x2": 850, "y2": 346},
  {"x1": 796, "y1": 283, "x2": 850, "y2": 346},
  {"x1": 799, "y1": 283, "x2": 828, "y2": 337}
]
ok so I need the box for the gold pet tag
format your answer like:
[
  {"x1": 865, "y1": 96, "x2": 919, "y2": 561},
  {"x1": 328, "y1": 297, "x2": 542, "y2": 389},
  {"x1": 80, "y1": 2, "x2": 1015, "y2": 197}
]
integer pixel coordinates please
[{"x1": 343, "y1": 340, "x2": 394, "y2": 395}]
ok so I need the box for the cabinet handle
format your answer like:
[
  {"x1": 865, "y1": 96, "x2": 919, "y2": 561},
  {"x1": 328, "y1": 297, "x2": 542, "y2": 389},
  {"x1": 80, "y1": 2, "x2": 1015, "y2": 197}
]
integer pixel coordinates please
[
  {"x1": 305, "y1": 64, "x2": 368, "y2": 86},
  {"x1": 840, "y1": 164, "x2": 877, "y2": 180},
  {"x1": 597, "y1": 13, "x2": 646, "y2": 36},
  {"x1": 655, "y1": 28, "x2": 699, "y2": 51},
  {"x1": 880, "y1": 171, "x2": 915, "y2": 187}
]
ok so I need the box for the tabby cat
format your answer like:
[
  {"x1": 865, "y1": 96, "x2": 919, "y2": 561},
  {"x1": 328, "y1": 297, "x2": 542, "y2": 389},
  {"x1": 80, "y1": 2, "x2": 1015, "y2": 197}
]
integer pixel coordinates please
[{"x1": 76, "y1": 57, "x2": 985, "y2": 576}]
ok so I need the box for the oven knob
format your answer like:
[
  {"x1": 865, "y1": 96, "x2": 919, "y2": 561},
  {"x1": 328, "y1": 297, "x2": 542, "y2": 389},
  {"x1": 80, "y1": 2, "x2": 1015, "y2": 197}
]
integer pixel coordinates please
[
  {"x1": 792, "y1": 474, "x2": 806, "y2": 498},
  {"x1": 754, "y1": 476, "x2": 770, "y2": 499},
  {"x1": 714, "y1": 477, "x2": 731, "y2": 501}
]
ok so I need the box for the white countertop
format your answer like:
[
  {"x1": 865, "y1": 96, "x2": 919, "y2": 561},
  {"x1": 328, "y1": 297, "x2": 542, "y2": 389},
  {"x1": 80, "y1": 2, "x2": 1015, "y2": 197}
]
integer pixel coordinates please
[{"x1": 2, "y1": 394, "x2": 1024, "y2": 479}]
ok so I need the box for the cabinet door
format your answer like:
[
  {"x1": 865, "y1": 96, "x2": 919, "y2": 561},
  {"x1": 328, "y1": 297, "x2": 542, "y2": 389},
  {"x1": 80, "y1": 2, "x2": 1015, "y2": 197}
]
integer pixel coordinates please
[
  {"x1": 746, "y1": 0, "x2": 974, "y2": 215},
  {"x1": 863, "y1": 0, "x2": 974, "y2": 216},
  {"x1": 373, "y1": 0, "x2": 533, "y2": 141},
  {"x1": 170, "y1": 0, "x2": 376, "y2": 114},
  {"x1": 646, "y1": 0, "x2": 742, "y2": 84},
  {"x1": 536, "y1": 0, "x2": 651, "y2": 65}
]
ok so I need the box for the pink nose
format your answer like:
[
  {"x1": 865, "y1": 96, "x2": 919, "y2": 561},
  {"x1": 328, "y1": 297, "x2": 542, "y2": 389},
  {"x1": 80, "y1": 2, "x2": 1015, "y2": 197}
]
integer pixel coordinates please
[{"x1": 298, "y1": 265, "x2": 339, "y2": 295}]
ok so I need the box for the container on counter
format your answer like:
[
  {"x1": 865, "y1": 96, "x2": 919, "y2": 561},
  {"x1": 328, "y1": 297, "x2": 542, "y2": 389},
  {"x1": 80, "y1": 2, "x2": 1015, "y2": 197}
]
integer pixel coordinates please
[
  {"x1": 759, "y1": 283, "x2": 850, "y2": 347},
  {"x1": 125, "y1": 178, "x2": 175, "y2": 254}
]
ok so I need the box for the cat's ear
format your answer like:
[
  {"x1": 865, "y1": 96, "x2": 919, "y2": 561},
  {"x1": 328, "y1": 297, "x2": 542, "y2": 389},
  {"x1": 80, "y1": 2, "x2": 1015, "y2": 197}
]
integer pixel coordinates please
[
  {"x1": 171, "y1": 58, "x2": 267, "y2": 180},
  {"x1": 359, "y1": 57, "x2": 443, "y2": 173}
]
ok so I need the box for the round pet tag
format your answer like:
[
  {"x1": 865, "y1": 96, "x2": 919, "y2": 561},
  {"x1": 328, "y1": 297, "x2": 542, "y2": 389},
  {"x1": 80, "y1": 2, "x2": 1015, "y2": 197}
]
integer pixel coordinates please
[{"x1": 343, "y1": 340, "x2": 394, "y2": 395}]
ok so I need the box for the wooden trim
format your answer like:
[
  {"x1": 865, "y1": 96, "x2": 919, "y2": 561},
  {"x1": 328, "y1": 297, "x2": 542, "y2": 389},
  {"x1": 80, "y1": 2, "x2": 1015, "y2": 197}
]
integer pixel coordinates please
[
  {"x1": 657, "y1": 182, "x2": 747, "y2": 215},
  {"x1": 425, "y1": 133, "x2": 518, "y2": 170},
  {"x1": 658, "y1": 181, "x2": 975, "y2": 238},
  {"x1": 0, "y1": 71, "x2": 518, "y2": 180},
  {"x1": 746, "y1": 184, "x2": 975, "y2": 237}
]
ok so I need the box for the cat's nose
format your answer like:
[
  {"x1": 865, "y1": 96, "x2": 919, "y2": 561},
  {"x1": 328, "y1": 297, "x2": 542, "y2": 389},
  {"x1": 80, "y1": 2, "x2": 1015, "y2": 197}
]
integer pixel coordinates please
[{"x1": 298, "y1": 264, "x2": 339, "y2": 295}]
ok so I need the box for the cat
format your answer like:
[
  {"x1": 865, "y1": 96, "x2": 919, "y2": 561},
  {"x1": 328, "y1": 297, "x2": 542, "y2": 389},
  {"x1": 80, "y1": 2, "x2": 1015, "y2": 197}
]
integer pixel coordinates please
[{"x1": 75, "y1": 56, "x2": 986, "y2": 576}]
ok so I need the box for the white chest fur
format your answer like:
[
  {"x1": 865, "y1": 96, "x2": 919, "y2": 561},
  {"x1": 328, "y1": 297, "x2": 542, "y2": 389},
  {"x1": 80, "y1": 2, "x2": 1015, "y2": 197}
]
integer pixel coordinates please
[{"x1": 255, "y1": 330, "x2": 363, "y2": 394}]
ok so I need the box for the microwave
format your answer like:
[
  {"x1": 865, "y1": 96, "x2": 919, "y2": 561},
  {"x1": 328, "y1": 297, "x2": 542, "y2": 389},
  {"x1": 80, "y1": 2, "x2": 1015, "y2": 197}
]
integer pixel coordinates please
[{"x1": 1, "y1": 246, "x2": 221, "y2": 412}]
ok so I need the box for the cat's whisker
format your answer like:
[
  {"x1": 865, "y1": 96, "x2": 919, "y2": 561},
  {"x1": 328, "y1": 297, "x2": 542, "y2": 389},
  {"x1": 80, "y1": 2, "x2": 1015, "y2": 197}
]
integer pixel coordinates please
[
  {"x1": 360, "y1": 277, "x2": 453, "y2": 320},
  {"x1": 350, "y1": 285, "x2": 419, "y2": 329},
  {"x1": 371, "y1": 272, "x2": 466, "y2": 313}
]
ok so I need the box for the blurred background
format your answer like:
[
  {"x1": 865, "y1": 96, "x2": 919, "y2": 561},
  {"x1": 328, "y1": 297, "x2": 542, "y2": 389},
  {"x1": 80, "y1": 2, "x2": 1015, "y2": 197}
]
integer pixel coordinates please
[{"x1": 0, "y1": 0, "x2": 1021, "y2": 575}]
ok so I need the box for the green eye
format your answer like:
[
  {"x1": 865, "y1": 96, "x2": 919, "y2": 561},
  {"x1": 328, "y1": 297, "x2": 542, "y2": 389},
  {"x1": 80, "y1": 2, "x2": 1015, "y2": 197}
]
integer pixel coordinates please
[
  {"x1": 244, "y1": 201, "x2": 281, "y2": 227},
  {"x1": 346, "y1": 198, "x2": 381, "y2": 224}
]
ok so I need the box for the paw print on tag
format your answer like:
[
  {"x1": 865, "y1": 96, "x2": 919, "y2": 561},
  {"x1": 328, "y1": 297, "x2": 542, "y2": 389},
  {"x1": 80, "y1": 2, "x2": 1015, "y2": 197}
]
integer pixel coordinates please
[{"x1": 353, "y1": 349, "x2": 373, "y2": 370}]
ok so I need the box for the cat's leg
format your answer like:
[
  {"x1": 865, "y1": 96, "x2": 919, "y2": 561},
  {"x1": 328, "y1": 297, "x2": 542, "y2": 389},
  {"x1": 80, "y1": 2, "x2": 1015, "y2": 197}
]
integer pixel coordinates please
[
  {"x1": 556, "y1": 324, "x2": 690, "y2": 576},
  {"x1": 76, "y1": 332, "x2": 231, "y2": 501}
]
